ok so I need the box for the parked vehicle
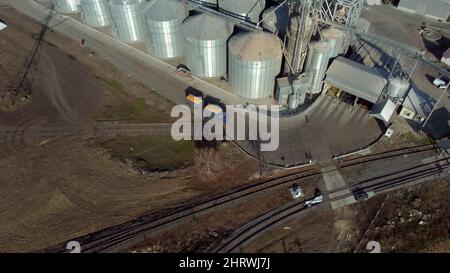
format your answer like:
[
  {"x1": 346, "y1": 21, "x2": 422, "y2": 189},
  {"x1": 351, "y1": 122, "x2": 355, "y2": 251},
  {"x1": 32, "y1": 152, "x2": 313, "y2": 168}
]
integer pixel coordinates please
[{"x1": 353, "y1": 188, "x2": 369, "y2": 201}]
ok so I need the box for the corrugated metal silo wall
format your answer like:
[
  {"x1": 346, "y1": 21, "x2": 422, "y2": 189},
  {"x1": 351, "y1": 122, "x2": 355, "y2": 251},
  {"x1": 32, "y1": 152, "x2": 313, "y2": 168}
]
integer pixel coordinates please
[
  {"x1": 305, "y1": 43, "x2": 331, "y2": 94},
  {"x1": 185, "y1": 37, "x2": 229, "y2": 78},
  {"x1": 110, "y1": 0, "x2": 147, "y2": 43},
  {"x1": 80, "y1": 0, "x2": 112, "y2": 28},
  {"x1": 228, "y1": 55, "x2": 282, "y2": 99},
  {"x1": 55, "y1": 0, "x2": 81, "y2": 13}
]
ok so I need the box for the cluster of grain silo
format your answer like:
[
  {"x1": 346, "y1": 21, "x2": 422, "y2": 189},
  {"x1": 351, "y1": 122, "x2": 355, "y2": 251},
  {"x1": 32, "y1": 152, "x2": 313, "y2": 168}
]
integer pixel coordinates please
[
  {"x1": 228, "y1": 32, "x2": 283, "y2": 99},
  {"x1": 54, "y1": 0, "x2": 81, "y2": 13},
  {"x1": 218, "y1": 0, "x2": 266, "y2": 24},
  {"x1": 109, "y1": 0, "x2": 147, "y2": 43},
  {"x1": 182, "y1": 14, "x2": 232, "y2": 78},
  {"x1": 80, "y1": 0, "x2": 113, "y2": 28},
  {"x1": 143, "y1": 0, "x2": 187, "y2": 59},
  {"x1": 52, "y1": 0, "x2": 352, "y2": 103}
]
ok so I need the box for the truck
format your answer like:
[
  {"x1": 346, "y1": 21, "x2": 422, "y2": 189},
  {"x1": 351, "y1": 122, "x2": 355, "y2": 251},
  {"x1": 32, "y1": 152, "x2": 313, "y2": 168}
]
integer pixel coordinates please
[{"x1": 305, "y1": 189, "x2": 323, "y2": 207}]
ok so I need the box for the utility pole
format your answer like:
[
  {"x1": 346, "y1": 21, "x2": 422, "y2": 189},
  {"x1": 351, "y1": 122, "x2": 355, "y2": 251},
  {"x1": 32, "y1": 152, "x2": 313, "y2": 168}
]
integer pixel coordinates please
[{"x1": 6, "y1": 5, "x2": 55, "y2": 107}]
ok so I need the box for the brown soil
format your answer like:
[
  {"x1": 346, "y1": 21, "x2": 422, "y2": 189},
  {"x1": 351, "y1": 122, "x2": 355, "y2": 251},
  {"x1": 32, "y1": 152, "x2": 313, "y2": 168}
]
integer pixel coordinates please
[
  {"x1": 340, "y1": 179, "x2": 449, "y2": 253},
  {"x1": 0, "y1": 7, "x2": 259, "y2": 252}
]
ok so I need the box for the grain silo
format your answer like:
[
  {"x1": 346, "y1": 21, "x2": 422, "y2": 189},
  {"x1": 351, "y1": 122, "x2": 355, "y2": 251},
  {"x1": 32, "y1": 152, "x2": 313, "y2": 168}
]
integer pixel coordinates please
[
  {"x1": 80, "y1": 0, "x2": 112, "y2": 28},
  {"x1": 183, "y1": 14, "x2": 232, "y2": 78},
  {"x1": 143, "y1": 0, "x2": 187, "y2": 59},
  {"x1": 55, "y1": 0, "x2": 81, "y2": 13},
  {"x1": 228, "y1": 32, "x2": 282, "y2": 99},
  {"x1": 321, "y1": 28, "x2": 345, "y2": 58},
  {"x1": 261, "y1": 4, "x2": 289, "y2": 38},
  {"x1": 305, "y1": 41, "x2": 332, "y2": 95},
  {"x1": 284, "y1": 15, "x2": 315, "y2": 74},
  {"x1": 110, "y1": 0, "x2": 146, "y2": 43},
  {"x1": 218, "y1": 0, "x2": 266, "y2": 24}
]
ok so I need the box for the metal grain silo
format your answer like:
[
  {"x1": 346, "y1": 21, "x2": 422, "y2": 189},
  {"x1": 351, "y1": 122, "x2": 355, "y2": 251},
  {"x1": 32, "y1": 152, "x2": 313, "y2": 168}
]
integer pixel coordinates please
[
  {"x1": 305, "y1": 41, "x2": 331, "y2": 95},
  {"x1": 110, "y1": 0, "x2": 146, "y2": 43},
  {"x1": 143, "y1": 0, "x2": 187, "y2": 59},
  {"x1": 191, "y1": 0, "x2": 218, "y2": 7},
  {"x1": 261, "y1": 4, "x2": 289, "y2": 38},
  {"x1": 284, "y1": 14, "x2": 315, "y2": 74},
  {"x1": 218, "y1": 0, "x2": 266, "y2": 24},
  {"x1": 183, "y1": 14, "x2": 232, "y2": 78},
  {"x1": 321, "y1": 28, "x2": 345, "y2": 58},
  {"x1": 55, "y1": 0, "x2": 81, "y2": 13},
  {"x1": 228, "y1": 32, "x2": 282, "y2": 99},
  {"x1": 80, "y1": 0, "x2": 112, "y2": 28}
]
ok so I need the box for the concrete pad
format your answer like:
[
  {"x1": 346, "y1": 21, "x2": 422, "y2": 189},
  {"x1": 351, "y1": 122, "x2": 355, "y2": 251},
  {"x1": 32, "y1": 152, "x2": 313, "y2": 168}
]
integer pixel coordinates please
[
  {"x1": 322, "y1": 167, "x2": 348, "y2": 199},
  {"x1": 329, "y1": 189, "x2": 351, "y2": 200},
  {"x1": 331, "y1": 196, "x2": 357, "y2": 210}
]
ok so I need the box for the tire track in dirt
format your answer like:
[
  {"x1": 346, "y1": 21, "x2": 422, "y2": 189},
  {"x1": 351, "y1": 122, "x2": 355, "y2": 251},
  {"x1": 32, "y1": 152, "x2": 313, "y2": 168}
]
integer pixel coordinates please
[{"x1": 39, "y1": 49, "x2": 81, "y2": 124}]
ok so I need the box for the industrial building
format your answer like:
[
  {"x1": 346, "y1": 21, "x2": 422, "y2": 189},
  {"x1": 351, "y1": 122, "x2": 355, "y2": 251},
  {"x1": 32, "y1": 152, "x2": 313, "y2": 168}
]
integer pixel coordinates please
[
  {"x1": 51, "y1": 0, "x2": 437, "y2": 119},
  {"x1": 49, "y1": 0, "x2": 445, "y2": 164},
  {"x1": 325, "y1": 57, "x2": 388, "y2": 104}
]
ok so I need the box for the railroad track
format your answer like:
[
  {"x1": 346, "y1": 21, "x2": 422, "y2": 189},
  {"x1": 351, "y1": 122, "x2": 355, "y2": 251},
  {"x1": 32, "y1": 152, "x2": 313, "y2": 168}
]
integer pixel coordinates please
[
  {"x1": 337, "y1": 143, "x2": 438, "y2": 168},
  {"x1": 44, "y1": 144, "x2": 439, "y2": 253},
  {"x1": 215, "y1": 158, "x2": 450, "y2": 253}
]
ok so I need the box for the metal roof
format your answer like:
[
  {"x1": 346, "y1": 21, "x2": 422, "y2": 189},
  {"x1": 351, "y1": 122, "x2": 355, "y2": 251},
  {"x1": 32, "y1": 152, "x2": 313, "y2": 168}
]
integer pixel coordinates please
[
  {"x1": 398, "y1": 0, "x2": 450, "y2": 21},
  {"x1": 228, "y1": 32, "x2": 282, "y2": 61},
  {"x1": 369, "y1": 99, "x2": 397, "y2": 123},
  {"x1": 182, "y1": 14, "x2": 231, "y2": 41},
  {"x1": 321, "y1": 28, "x2": 344, "y2": 40},
  {"x1": 143, "y1": 0, "x2": 186, "y2": 22},
  {"x1": 402, "y1": 85, "x2": 437, "y2": 118},
  {"x1": 325, "y1": 57, "x2": 387, "y2": 103}
]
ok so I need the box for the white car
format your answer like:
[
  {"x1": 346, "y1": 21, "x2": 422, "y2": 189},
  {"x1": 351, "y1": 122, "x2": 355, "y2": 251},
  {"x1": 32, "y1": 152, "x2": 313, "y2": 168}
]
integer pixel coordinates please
[{"x1": 433, "y1": 78, "x2": 449, "y2": 90}]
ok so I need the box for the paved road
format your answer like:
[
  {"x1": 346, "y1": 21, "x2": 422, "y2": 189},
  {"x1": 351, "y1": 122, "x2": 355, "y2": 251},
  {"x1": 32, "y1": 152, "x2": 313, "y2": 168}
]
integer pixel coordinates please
[{"x1": 0, "y1": 0, "x2": 252, "y2": 106}]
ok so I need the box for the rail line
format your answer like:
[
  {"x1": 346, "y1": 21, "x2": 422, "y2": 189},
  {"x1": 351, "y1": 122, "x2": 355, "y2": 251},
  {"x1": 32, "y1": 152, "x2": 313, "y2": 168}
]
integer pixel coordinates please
[
  {"x1": 44, "y1": 144, "x2": 439, "y2": 253},
  {"x1": 215, "y1": 158, "x2": 450, "y2": 253}
]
